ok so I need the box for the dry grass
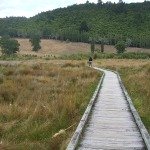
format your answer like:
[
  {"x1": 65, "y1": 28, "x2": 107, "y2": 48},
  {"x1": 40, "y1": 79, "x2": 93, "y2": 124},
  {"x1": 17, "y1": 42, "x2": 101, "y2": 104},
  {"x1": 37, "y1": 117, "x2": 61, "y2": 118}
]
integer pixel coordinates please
[
  {"x1": 95, "y1": 59, "x2": 149, "y2": 69},
  {"x1": 96, "y1": 59, "x2": 150, "y2": 133},
  {"x1": 17, "y1": 39, "x2": 90, "y2": 57},
  {"x1": 0, "y1": 60, "x2": 100, "y2": 150},
  {"x1": 16, "y1": 39, "x2": 150, "y2": 57}
]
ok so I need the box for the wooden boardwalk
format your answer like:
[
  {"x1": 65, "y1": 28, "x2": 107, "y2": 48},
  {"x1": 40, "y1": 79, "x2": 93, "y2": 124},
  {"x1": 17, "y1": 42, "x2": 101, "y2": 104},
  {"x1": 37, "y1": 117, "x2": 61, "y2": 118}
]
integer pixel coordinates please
[{"x1": 67, "y1": 68, "x2": 150, "y2": 150}]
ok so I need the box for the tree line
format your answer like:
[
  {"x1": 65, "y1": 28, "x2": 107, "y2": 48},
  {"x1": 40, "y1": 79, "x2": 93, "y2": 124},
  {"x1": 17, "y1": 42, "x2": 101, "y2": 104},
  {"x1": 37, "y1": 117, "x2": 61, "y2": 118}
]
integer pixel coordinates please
[
  {"x1": 0, "y1": 35, "x2": 41, "y2": 55},
  {"x1": 0, "y1": 1, "x2": 150, "y2": 48}
]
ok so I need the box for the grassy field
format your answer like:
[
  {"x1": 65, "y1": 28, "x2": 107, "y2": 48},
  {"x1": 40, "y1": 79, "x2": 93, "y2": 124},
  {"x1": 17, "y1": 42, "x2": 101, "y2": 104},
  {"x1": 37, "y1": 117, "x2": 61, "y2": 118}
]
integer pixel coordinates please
[
  {"x1": 0, "y1": 60, "x2": 101, "y2": 150},
  {"x1": 0, "y1": 39, "x2": 150, "y2": 149},
  {"x1": 96, "y1": 59, "x2": 150, "y2": 133},
  {"x1": 16, "y1": 39, "x2": 150, "y2": 57}
]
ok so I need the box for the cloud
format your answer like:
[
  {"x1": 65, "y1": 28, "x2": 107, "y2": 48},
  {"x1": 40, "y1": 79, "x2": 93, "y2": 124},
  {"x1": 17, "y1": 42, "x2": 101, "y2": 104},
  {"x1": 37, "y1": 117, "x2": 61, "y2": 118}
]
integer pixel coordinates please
[
  {"x1": 0, "y1": 0, "x2": 57, "y2": 18},
  {"x1": 75, "y1": 0, "x2": 97, "y2": 4}
]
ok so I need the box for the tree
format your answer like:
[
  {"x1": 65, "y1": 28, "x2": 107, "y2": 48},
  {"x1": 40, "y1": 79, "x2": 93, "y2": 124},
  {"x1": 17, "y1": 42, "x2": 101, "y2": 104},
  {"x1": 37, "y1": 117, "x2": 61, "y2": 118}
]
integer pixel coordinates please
[
  {"x1": 29, "y1": 34, "x2": 41, "y2": 52},
  {"x1": 98, "y1": 0, "x2": 102, "y2": 5},
  {"x1": 101, "y1": 43, "x2": 104, "y2": 53},
  {"x1": 0, "y1": 36, "x2": 20, "y2": 55},
  {"x1": 79, "y1": 21, "x2": 89, "y2": 33},
  {"x1": 89, "y1": 38, "x2": 95, "y2": 54},
  {"x1": 115, "y1": 41, "x2": 126, "y2": 54},
  {"x1": 86, "y1": 0, "x2": 90, "y2": 4},
  {"x1": 125, "y1": 38, "x2": 132, "y2": 47},
  {"x1": 99, "y1": 38, "x2": 106, "y2": 53},
  {"x1": 97, "y1": 37, "x2": 108, "y2": 53}
]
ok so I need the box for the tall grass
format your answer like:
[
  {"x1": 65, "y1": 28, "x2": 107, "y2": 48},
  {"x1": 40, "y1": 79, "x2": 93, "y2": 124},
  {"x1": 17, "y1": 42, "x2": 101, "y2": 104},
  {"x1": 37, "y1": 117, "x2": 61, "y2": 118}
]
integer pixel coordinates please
[
  {"x1": 119, "y1": 64, "x2": 150, "y2": 133},
  {"x1": 0, "y1": 61, "x2": 100, "y2": 149},
  {"x1": 96, "y1": 59, "x2": 150, "y2": 133}
]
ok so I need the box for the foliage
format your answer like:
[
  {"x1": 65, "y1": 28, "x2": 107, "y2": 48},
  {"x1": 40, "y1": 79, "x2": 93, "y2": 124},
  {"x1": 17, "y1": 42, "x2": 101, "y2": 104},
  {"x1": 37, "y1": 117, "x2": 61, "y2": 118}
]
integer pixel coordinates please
[
  {"x1": 0, "y1": 2, "x2": 150, "y2": 48},
  {"x1": 0, "y1": 36, "x2": 20, "y2": 55},
  {"x1": 29, "y1": 35, "x2": 41, "y2": 52},
  {"x1": 115, "y1": 41, "x2": 126, "y2": 54},
  {"x1": 79, "y1": 21, "x2": 89, "y2": 33}
]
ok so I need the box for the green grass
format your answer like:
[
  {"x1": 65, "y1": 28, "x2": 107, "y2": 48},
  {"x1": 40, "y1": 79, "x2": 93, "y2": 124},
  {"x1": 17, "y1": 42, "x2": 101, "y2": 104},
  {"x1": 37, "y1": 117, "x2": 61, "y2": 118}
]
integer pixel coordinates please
[
  {"x1": 1, "y1": 51, "x2": 150, "y2": 61},
  {"x1": 0, "y1": 54, "x2": 38, "y2": 61},
  {"x1": 59, "y1": 52, "x2": 150, "y2": 60}
]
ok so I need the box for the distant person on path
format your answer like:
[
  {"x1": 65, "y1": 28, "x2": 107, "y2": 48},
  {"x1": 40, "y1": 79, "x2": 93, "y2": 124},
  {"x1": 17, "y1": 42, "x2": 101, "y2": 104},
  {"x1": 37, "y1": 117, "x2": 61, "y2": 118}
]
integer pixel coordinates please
[{"x1": 88, "y1": 56, "x2": 93, "y2": 67}]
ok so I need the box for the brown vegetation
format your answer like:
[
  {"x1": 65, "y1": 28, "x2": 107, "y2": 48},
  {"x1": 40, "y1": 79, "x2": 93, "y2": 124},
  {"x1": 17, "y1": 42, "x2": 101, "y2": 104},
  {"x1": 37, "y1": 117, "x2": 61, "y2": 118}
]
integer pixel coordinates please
[
  {"x1": 0, "y1": 60, "x2": 100, "y2": 149},
  {"x1": 17, "y1": 39, "x2": 150, "y2": 57}
]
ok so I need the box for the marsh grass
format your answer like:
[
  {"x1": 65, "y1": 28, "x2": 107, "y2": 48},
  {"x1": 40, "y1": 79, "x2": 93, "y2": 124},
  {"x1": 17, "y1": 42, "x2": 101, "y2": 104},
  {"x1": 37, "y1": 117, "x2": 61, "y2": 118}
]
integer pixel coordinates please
[
  {"x1": 60, "y1": 52, "x2": 150, "y2": 60},
  {"x1": 96, "y1": 59, "x2": 150, "y2": 133},
  {"x1": 0, "y1": 61, "x2": 100, "y2": 149}
]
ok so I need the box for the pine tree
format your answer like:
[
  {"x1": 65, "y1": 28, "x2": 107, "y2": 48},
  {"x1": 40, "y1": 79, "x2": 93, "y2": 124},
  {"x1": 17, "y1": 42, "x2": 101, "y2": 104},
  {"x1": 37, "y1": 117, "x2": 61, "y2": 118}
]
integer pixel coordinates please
[{"x1": 98, "y1": 0, "x2": 102, "y2": 5}]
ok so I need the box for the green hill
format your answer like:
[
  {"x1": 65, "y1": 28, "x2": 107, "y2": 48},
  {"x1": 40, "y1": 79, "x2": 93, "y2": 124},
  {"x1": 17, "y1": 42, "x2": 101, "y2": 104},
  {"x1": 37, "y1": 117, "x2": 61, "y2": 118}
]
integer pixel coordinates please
[{"x1": 0, "y1": 1, "x2": 150, "y2": 48}]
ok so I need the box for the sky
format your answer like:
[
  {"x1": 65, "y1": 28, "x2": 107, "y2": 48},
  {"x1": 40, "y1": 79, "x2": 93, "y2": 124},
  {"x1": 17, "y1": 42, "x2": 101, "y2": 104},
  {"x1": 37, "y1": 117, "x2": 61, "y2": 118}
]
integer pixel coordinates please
[{"x1": 0, "y1": 0, "x2": 146, "y2": 18}]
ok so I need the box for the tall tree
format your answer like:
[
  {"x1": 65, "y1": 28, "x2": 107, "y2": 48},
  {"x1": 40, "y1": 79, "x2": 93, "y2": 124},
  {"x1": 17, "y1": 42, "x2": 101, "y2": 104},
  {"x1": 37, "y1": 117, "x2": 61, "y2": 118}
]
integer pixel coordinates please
[
  {"x1": 98, "y1": 0, "x2": 102, "y2": 5},
  {"x1": 29, "y1": 35, "x2": 41, "y2": 52},
  {"x1": 79, "y1": 21, "x2": 89, "y2": 33},
  {"x1": 89, "y1": 38, "x2": 95, "y2": 54}
]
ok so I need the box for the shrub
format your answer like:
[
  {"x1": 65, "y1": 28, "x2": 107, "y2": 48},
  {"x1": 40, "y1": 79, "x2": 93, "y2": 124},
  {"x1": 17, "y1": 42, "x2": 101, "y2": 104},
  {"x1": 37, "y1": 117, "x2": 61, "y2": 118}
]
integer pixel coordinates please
[
  {"x1": 93, "y1": 53, "x2": 98, "y2": 59},
  {"x1": 115, "y1": 41, "x2": 126, "y2": 54},
  {"x1": 0, "y1": 36, "x2": 20, "y2": 55}
]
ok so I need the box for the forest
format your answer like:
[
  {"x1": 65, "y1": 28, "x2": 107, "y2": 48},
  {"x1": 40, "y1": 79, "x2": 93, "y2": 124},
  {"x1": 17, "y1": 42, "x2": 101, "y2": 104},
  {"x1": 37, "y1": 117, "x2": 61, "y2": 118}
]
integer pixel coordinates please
[{"x1": 0, "y1": 1, "x2": 150, "y2": 48}]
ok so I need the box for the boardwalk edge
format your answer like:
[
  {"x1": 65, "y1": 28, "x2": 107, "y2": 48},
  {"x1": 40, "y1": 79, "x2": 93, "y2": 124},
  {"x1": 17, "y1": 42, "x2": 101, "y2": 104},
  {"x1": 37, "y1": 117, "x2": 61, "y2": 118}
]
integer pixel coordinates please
[
  {"x1": 116, "y1": 72, "x2": 150, "y2": 150},
  {"x1": 66, "y1": 70, "x2": 105, "y2": 150}
]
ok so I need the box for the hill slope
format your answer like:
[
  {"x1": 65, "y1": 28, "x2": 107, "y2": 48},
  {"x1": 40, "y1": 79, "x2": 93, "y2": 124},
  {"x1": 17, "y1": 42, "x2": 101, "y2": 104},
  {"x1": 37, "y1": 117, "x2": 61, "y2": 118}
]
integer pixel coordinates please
[{"x1": 0, "y1": 2, "x2": 150, "y2": 48}]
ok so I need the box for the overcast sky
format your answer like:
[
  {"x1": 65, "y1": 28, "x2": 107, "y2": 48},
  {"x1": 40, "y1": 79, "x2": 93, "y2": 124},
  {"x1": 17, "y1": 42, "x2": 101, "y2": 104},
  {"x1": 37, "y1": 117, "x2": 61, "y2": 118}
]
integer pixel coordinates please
[{"x1": 0, "y1": 0, "x2": 146, "y2": 18}]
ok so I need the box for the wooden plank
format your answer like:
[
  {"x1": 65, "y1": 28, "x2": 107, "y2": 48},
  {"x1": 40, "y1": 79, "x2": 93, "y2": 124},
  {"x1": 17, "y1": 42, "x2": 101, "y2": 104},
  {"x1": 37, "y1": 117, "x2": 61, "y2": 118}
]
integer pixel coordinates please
[
  {"x1": 66, "y1": 74, "x2": 105, "y2": 150},
  {"x1": 67, "y1": 67, "x2": 149, "y2": 150},
  {"x1": 78, "y1": 143, "x2": 145, "y2": 150},
  {"x1": 76, "y1": 69, "x2": 146, "y2": 149}
]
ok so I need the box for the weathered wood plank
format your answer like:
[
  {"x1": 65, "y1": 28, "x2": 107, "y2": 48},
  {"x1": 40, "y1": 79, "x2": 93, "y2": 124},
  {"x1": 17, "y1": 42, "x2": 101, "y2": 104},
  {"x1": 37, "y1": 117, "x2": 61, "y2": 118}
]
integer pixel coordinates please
[
  {"x1": 67, "y1": 68, "x2": 150, "y2": 150},
  {"x1": 78, "y1": 144, "x2": 145, "y2": 150},
  {"x1": 77, "y1": 69, "x2": 146, "y2": 149}
]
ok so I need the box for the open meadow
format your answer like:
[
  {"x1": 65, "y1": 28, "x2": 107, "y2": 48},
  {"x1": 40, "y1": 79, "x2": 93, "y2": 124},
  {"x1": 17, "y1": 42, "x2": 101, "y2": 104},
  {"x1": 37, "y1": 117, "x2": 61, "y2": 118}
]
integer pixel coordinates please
[
  {"x1": 0, "y1": 39, "x2": 150, "y2": 149},
  {"x1": 16, "y1": 39, "x2": 150, "y2": 57}
]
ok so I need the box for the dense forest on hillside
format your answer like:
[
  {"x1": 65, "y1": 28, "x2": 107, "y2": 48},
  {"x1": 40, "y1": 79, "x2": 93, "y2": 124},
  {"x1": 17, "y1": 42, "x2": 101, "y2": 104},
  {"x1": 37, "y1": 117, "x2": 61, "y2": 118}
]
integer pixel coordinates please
[{"x1": 0, "y1": 1, "x2": 150, "y2": 48}]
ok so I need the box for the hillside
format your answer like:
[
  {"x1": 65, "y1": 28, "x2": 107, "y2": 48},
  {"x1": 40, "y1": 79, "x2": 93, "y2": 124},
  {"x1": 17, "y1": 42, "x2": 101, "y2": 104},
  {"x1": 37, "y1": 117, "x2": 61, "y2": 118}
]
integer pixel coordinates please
[
  {"x1": 0, "y1": 2, "x2": 150, "y2": 48},
  {"x1": 16, "y1": 39, "x2": 150, "y2": 57}
]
